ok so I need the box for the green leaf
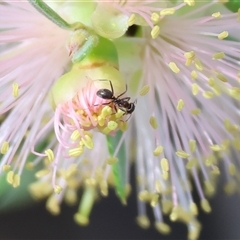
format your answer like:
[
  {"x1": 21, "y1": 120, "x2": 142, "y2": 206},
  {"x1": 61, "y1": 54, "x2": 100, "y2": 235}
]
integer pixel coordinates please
[
  {"x1": 107, "y1": 131, "x2": 127, "y2": 204},
  {"x1": 225, "y1": 0, "x2": 240, "y2": 12},
  {"x1": 0, "y1": 141, "x2": 48, "y2": 212}
]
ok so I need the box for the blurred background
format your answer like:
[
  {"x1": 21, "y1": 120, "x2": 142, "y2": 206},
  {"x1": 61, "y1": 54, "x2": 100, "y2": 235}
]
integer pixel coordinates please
[{"x1": 0, "y1": 169, "x2": 240, "y2": 240}]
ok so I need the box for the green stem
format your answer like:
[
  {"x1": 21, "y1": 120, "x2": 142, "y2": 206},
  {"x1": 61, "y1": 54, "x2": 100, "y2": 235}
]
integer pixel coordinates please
[{"x1": 29, "y1": 0, "x2": 75, "y2": 30}]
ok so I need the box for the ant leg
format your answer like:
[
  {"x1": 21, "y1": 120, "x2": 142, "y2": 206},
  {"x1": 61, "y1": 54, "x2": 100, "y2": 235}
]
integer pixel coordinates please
[
  {"x1": 116, "y1": 84, "x2": 127, "y2": 98},
  {"x1": 94, "y1": 101, "x2": 113, "y2": 107}
]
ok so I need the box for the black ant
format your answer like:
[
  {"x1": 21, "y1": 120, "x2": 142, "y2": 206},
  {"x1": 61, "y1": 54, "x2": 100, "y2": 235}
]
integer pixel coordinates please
[{"x1": 96, "y1": 79, "x2": 136, "y2": 116}]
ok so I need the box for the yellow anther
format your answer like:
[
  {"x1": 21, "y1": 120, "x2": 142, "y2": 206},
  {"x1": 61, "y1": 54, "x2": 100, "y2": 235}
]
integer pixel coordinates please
[
  {"x1": 191, "y1": 70, "x2": 198, "y2": 80},
  {"x1": 204, "y1": 181, "x2": 215, "y2": 193},
  {"x1": 155, "y1": 222, "x2": 171, "y2": 234},
  {"x1": 203, "y1": 91, "x2": 214, "y2": 99},
  {"x1": 106, "y1": 157, "x2": 118, "y2": 165},
  {"x1": 169, "y1": 62, "x2": 180, "y2": 73},
  {"x1": 35, "y1": 169, "x2": 50, "y2": 178},
  {"x1": 46, "y1": 195, "x2": 60, "y2": 215},
  {"x1": 217, "y1": 73, "x2": 228, "y2": 82},
  {"x1": 155, "y1": 180, "x2": 162, "y2": 193},
  {"x1": 13, "y1": 174, "x2": 20, "y2": 188},
  {"x1": 208, "y1": 77, "x2": 215, "y2": 87},
  {"x1": 160, "y1": 8, "x2": 175, "y2": 16},
  {"x1": 100, "y1": 180, "x2": 108, "y2": 196},
  {"x1": 153, "y1": 145, "x2": 163, "y2": 156},
  {"x1": 190, "y1": 202, "x2": 198, "y2": 215},
  {"x1": 186, "y1": 159, "x2": 197, "y2": 169},
  {"x1": 7, "y1": 170, "x2": 14, "y2": 184},
  {"x1": 65, "y1": 164, "x2": 78, "y2": 179},
  {"x1": 177, "y1": 99, "x2": 184, "y2": 111},
  {"x1": 184, "y1": 0, "x2": 195, "y2": 6},
  {"x1": 228, "y1": 164, "x2": 236, "y2": 176},
  {"x1": 188, "y1": 221, "x2": 201, "y2": 240},
  {"x1": 97, "y1": 116, "x2": 105, "y2": 126},
  {"x1": 54, "y1": 185, "x2": 62, "y2": 194},
  {"x1": 65, "y1": 189, "x2": 77, "y2": 205},
  {"x1": 212, "y1": 12, "x2": 221, "y2": 18},
  {"x1": 190, "y1": 108, "x2": 201, "y2": 115},
  {"x1": 185, "y1": 58, "x2": 193, "y2": 66},
  {"x1": 85, "y1": 178, "x2": 96, "y2": 186},
  {"x1": 200, "y1": 199, "x2": 211, "y2": 213},
  {"x1": 139, "y1": 85, "x2": 150, "y2": 96},
  {"x1": 162, "y1": 200, "x2": 173, "y2": 214},
  {"x1": 12, "y1": 83, "x2": 19, "y2": 98},
  {"x1": 162, "y1": 171, "x2": 169, "y2": 180},
  {"x1": 151, "y1": 25, "x2": 160, "y2": 39},
  {"x1": 230, "y1": 87, "x2": 240, "y2": 98},
  {"x1": 68, "y1": 147, "x2": 83, "y2": 157},
  {"x1": 205, "y1": 155, "x2": 215, "y2": 166},
  {"x1": 224, "y1": 181, "x2": 236, "y2": 195},
  {"x1": 189, "y1": 140, "x2": 196, "y2": 152},
  {"x1": 212, "y1": 52, "x2": 225, "y2": 60},
  {"x1": 149, "y1": 116, "x2": 158, "y2": 129},
  {"x1": 45, "y1": 149, "x2": 54, "y2": 163},
  {"x1": 218, "y1": 31, "x2": 228, "y2": 40},
  {"x1": 74, "y1": 213, "x2": 89, "y2": 226},
  {"x1": 101, "y1": 106, "x2": 112, "y2": 118},
  {"x1": 1, "y1": 141, "x2": 9, "y2": 154},
  {"x1": 107, "y1": 121, "x2": 118, "y2": 131},
  {"x1": 70, "y1": 130, "x2": 81, "y2": 141},
  {"x1": 150, "y1": 193, "x2": 159, "y2": 207},
  {"x1": 170, "y1": 207, "x2": 179, "y2": 222},
  {"x1": 211, "y1": 165, "x2": 220, "y2": 175},
  {"x1": 138, "y1": 190, "x2": 151, "y2": 202},
  {"x1": 194, "y1": 59, "x2": 203, "y2": 71},
  {"x1": 209, "y1": 144, "x2": 221, "y2": 151},
  {"x1": 191, "y1": 83, "x2": 199, "y2": 96},
  {"x1": 136, "y1": 215, "x2": 150, "y2": 229},
  {"x1": 128, "y1": 14, "x2": 136, "y2": 26},
  {"x1": 25, "y1": 162, "x2": 34, "y2": 170},
  {"x1": 81, "y1": 135, "x2": 94, "y2": 149},
  {"x1": 151, "y1": 12, "x2": 160, "y2": 23},
  {"x1": 184, "y1": 51, "x2": 195, "y2": 59},
  {"x1": 175, "y1": 150, "x2": 190, "y2": 159},
  {"x1": 115, "y1": 109, "x2": 125, "y2": 118},
  {"x1": 2, "y1": 164, "x2": 11, "y2": 172},
  {"x1": 160, "y1": 158, "x2": 169, "y2": 172},
  {"x1": 118, "y1": 121, "x2": 128, "y2": 132}
]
